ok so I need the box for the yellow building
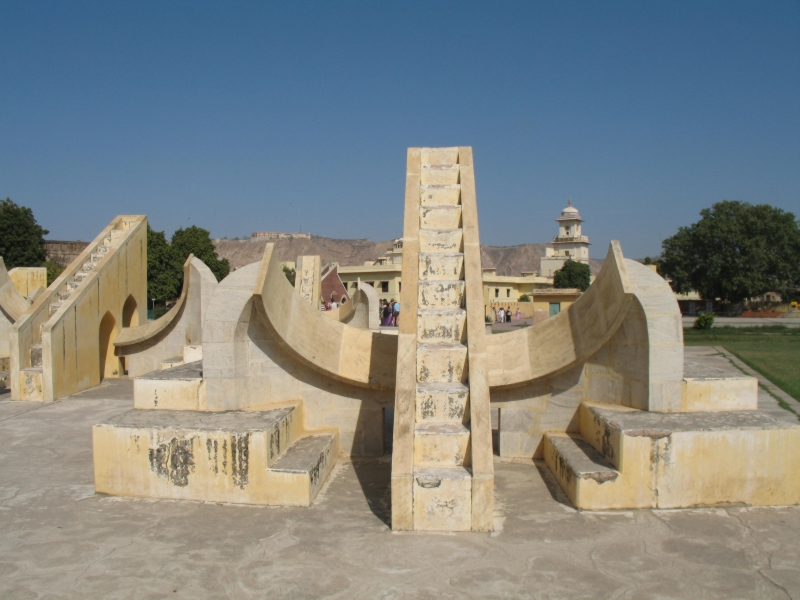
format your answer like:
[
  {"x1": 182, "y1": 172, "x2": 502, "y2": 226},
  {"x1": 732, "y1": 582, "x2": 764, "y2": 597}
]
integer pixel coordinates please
[{"x1": 337, "y1": 238, "x2": 583, "y2": 318}]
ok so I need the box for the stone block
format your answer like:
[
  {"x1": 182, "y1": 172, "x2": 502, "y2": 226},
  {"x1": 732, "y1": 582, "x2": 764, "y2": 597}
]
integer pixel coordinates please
[
  {"x1": 416, "y1": 343, "x2": 468, "y2": 383},
  {"x1": 420, "y1": 147, "x2": 458, "y2": 165},
  {"x1": 419, "y1": 206, "x2": 462, "y2": 230},
  {"x1": 415, "y1": 382, "x2": 469, "y2": 423},
  {"x1": 412, "y1": 467, "x2": 472, "y2": 531},
  {"x1": 418, "y1": 280, "x2": 465, "y2": 309},
  {"x1": 419, "y1": 184, "x2": 460, "y2": 206},
  {"x1": 419, "y1": 228, "x2": 463, "y2": 253},
  {"x1": 414, "y1": 423, "x2": 470, "y2": 467},
  {"x1": 418, "y1": 253, "x2": 464, "y2": 281},
  {"x1": 420, "y1": 165, "x2": 460, "y2": 185},
  {"x1": 417, "y1": 309, "x2": 466, "y2": 344}
]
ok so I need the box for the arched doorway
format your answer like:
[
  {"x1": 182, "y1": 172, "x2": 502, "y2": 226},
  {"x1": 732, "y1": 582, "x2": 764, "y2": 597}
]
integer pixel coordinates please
[
  {"x1": 99, "y1": 311, "x2": 121, "y2": 380},
  {"x1": 122, "y1": 295, "x2": 138, "y2": 328}
]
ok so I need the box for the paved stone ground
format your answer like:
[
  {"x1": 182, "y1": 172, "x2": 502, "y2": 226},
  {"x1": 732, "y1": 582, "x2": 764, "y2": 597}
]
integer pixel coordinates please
[{"x1": 1, "y1": 349, "x2": 799, "y2": 599}]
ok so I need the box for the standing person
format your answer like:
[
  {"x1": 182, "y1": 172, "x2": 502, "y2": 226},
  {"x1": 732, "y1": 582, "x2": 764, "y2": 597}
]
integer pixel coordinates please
[
  {"x1": 330, "y1": 298, "x2": 338, "y2": 310},
  {"x1": 381, "y1": 300, "x2": 392, "y2": 326},
  {"x1": 392, "y1": 299, "x2": 400, "y2": 327},
  {"x1": 320, "y1": 301, "x2": 326, "y2": 312},
  {"x1": 498, "y1": 308, "x2": 505, "y2": 324},
  {"x1": 515, "y1": 307, "x2": 522, "y2": 321},
  {"x1": 507, "y1": 307, "x2": 512, "y2": 324},
  {"x1": 492, "y1": 306, "x2": 498, "y2": 323}
]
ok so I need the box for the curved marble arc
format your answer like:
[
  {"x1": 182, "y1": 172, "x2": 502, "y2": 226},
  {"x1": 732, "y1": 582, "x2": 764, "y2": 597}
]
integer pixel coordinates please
[
  {"x1": 323, "y1": 282, "x2": 380, "y2": 330},
  {"x1": 115, "y1": 254, "x2": 209, "y2": 348},
  {"x1": 254, "y1": 243, "x2": 397, "y2": 389},
  {"x1": 486, "y1": 242, "x2": 635, "y2": 388}
]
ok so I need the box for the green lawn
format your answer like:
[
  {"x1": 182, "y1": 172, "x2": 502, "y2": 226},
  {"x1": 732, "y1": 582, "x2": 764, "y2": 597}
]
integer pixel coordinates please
[{"x1": 684, "y1": 326, "x2": 800, "y2": 402}]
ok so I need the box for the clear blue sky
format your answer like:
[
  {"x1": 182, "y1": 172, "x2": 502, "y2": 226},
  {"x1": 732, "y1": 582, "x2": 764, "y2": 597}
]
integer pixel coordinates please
[{"x1": 2, "y1": 1, "x2": 798, "y2": 258}]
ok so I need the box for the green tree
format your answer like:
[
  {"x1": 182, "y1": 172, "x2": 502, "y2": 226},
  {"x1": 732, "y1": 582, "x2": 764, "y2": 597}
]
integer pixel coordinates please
[
  {"x1": 553, "y1": 259, "x2": 591, "y2": 291},
  {"x1": 0, "y1": 198, "x2": 49, "y2": 268},
  {"x1": 44, "y1": 260, "x2": 64, "y2": 286},
  {"x1": 660, "y1": 201, "x2": 800, "y2": 304},
  {"x1": 283, "y1": 265, "x2": 296, "y2": 286},
  {"x1": 518, "y1": 293, "x2": 531, "y2": 302},
  {"x1": 171, "y1": 226, "x2": 230, "y2": 282},
  {"x1": 147, "y1": 225, "x2": 182, "y2": 302}
]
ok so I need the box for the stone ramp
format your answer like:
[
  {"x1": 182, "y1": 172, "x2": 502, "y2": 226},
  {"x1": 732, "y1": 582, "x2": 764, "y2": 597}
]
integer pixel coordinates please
[
  {"x1": 544, "y1": 401, "x2": 800, "y2": 510},
  {"x1": 391, "y1": 147, "x2": 493, "y2": 531},
  {"x1": 93, "y1": 405, "x2": 339, "y2": 506}
]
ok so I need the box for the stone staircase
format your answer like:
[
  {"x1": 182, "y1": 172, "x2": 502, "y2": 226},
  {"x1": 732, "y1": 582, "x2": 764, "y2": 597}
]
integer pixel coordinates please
[
  {"x1": 411, "y1": 151, "x2": 472, "y2": 530},
  {"x1": 18, "y1": 229, "x2": 125, "y2": 400},
  {"x1": 94, "y1": 402, "x2": 339, "y2": 506},
  {"x1": 544, "y1": 401, "x2": 800, "y2": 510},
  {"x1": 392, "y1": 147, "x2": 495, "y2": 531}
]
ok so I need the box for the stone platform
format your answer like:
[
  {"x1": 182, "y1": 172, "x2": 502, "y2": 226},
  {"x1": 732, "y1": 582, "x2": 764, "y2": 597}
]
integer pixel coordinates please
[
  {"x1": 2, "y1": 371, "x2": 800, "y2": 598},
  {"x1": 94, "y1": 404, "x2": 339, "y2": 506}
]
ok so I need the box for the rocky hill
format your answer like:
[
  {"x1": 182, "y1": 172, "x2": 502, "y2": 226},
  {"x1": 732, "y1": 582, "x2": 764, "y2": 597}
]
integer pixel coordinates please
[{"x1": 214, "y1": 236, "x2": 603, "y2": 275}]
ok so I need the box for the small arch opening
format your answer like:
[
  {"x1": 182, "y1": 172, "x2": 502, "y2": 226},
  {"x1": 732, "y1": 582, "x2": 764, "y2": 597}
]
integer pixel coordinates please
[
  {"x1": 122, "y1": 295, "x2": 138, "y2": 328},
  {"x1": 99, "y1": 311, "x2": 121, "y2": 380}
]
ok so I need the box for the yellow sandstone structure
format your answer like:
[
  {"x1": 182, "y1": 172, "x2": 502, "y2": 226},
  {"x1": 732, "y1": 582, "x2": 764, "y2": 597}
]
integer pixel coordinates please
[
  {"x1": 0, "y1": 258, "x2": 37, "y2": 389},
  {"x1": 90, "y1": 147, "x2": 799, "y2": 526},
  {"x1": 10, "y1": 216, "x2": 147, "y2": 401}
]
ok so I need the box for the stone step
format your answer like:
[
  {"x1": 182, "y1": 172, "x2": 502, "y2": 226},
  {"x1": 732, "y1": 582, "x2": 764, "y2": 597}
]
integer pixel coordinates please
[
  {"x1": 134, "y1": 360, "x2": 204, "y2": 410},
  {"x1": 93, "y1": 406, "x2": 317, "y2": 505},
  {"x1": 90, "y1": 252, "x2": 104, "y2": 263},
  {"x1": 81, "y1": 262, "x2": 95, "y2": 273},
  {"x1": 57, "y1": 290, "x2": 72, "y2": 301},
  {"x1": 110, "y1": 229, "x2": 124, "y2": 239},
  {"x1": 416, "y1": 382, "x2": 469, "y2": 423},
  {"x1": 420, "y1": 184, "x2": 461, "y2": 206},
  {"x1": 103, "y1": 237, "x2": 113, "y2": 247},
  {"x1": 544, "y1": 433, "x2": 620, "y2": 509},
  {"x1": 20, "y1": 367, "x2": 43, "y2": 400},
  {"x1": 580, "y1": 401, "x2": 800, "y2": 470},
  {"x1": 421, "y1": 147, "x2": 458, "y2": 165},
  {"x1": 48, "y1": 302, "x2": 62, "y2": 317},
  {"x1": 418, "y1": 280, "x2": 465, "y2": 309},
  {"x1": 417, "y1": 308, "x2": 466, "y2": 344},
  {"x1": 160, "y1": 356, "x2": 185, "y2": 370},
  {"x1": 419, "y1": 228, "x2": 463, "y2": 253},
  {"x1": 267, "y1": 433, "x2": 339, "y2": 505},
  {"x1": 420, "y1": 205, "x2": 462, "y2": 229},
  {"x1": 183, "y1": 344, "x2": 202, "y2": 363},
  {"x1": 412, "y1": 466, "x2": 472, "y2": 531},
  {"x1": 414, "y1": 422, "x2": 471, "y2": 467},
  {"x1": 74, "y1": 272, "x2": 90, "y2": 283},
  {"x1": 544, "y1": 402, "x2": 800, "y2": 510},
  {"x1": 30, "y1": 344, "x2": 43, "y2": 367},
  {"x1": 416, "y1": 343, "x2": 468, "y2": 384},
  {"x1": 66, "y1": 281, "x2": 80, "y2": 291},
  {"x1": 419, "y1": 253, "x2": 464, "y2": 281},
  {"x1": 420, "y1": 164, "x2": 460, "y2": 186}
]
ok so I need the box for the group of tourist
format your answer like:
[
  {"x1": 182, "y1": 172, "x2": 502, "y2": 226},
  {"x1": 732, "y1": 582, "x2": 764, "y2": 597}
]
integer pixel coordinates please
[
  {"x1": 320, "y1": 296, "x2": 347, "y2": 312},
  {"x1": 492, "y1": 306, "x2": 522, "y2": 323},
  {"x1": 381, "y1": 299, "x2": 400, "y2": 326}
]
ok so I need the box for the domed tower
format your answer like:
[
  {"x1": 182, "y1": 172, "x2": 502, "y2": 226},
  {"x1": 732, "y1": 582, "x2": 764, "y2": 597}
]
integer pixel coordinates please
[{"x1": 540, "y1": 199, "x2": 591, "y2": 278}]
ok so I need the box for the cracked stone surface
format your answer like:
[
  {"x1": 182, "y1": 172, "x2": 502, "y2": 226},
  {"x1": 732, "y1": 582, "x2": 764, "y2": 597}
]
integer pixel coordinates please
[{"x1": 1, "y1": 350, "x2": 800, "y2": 598}]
